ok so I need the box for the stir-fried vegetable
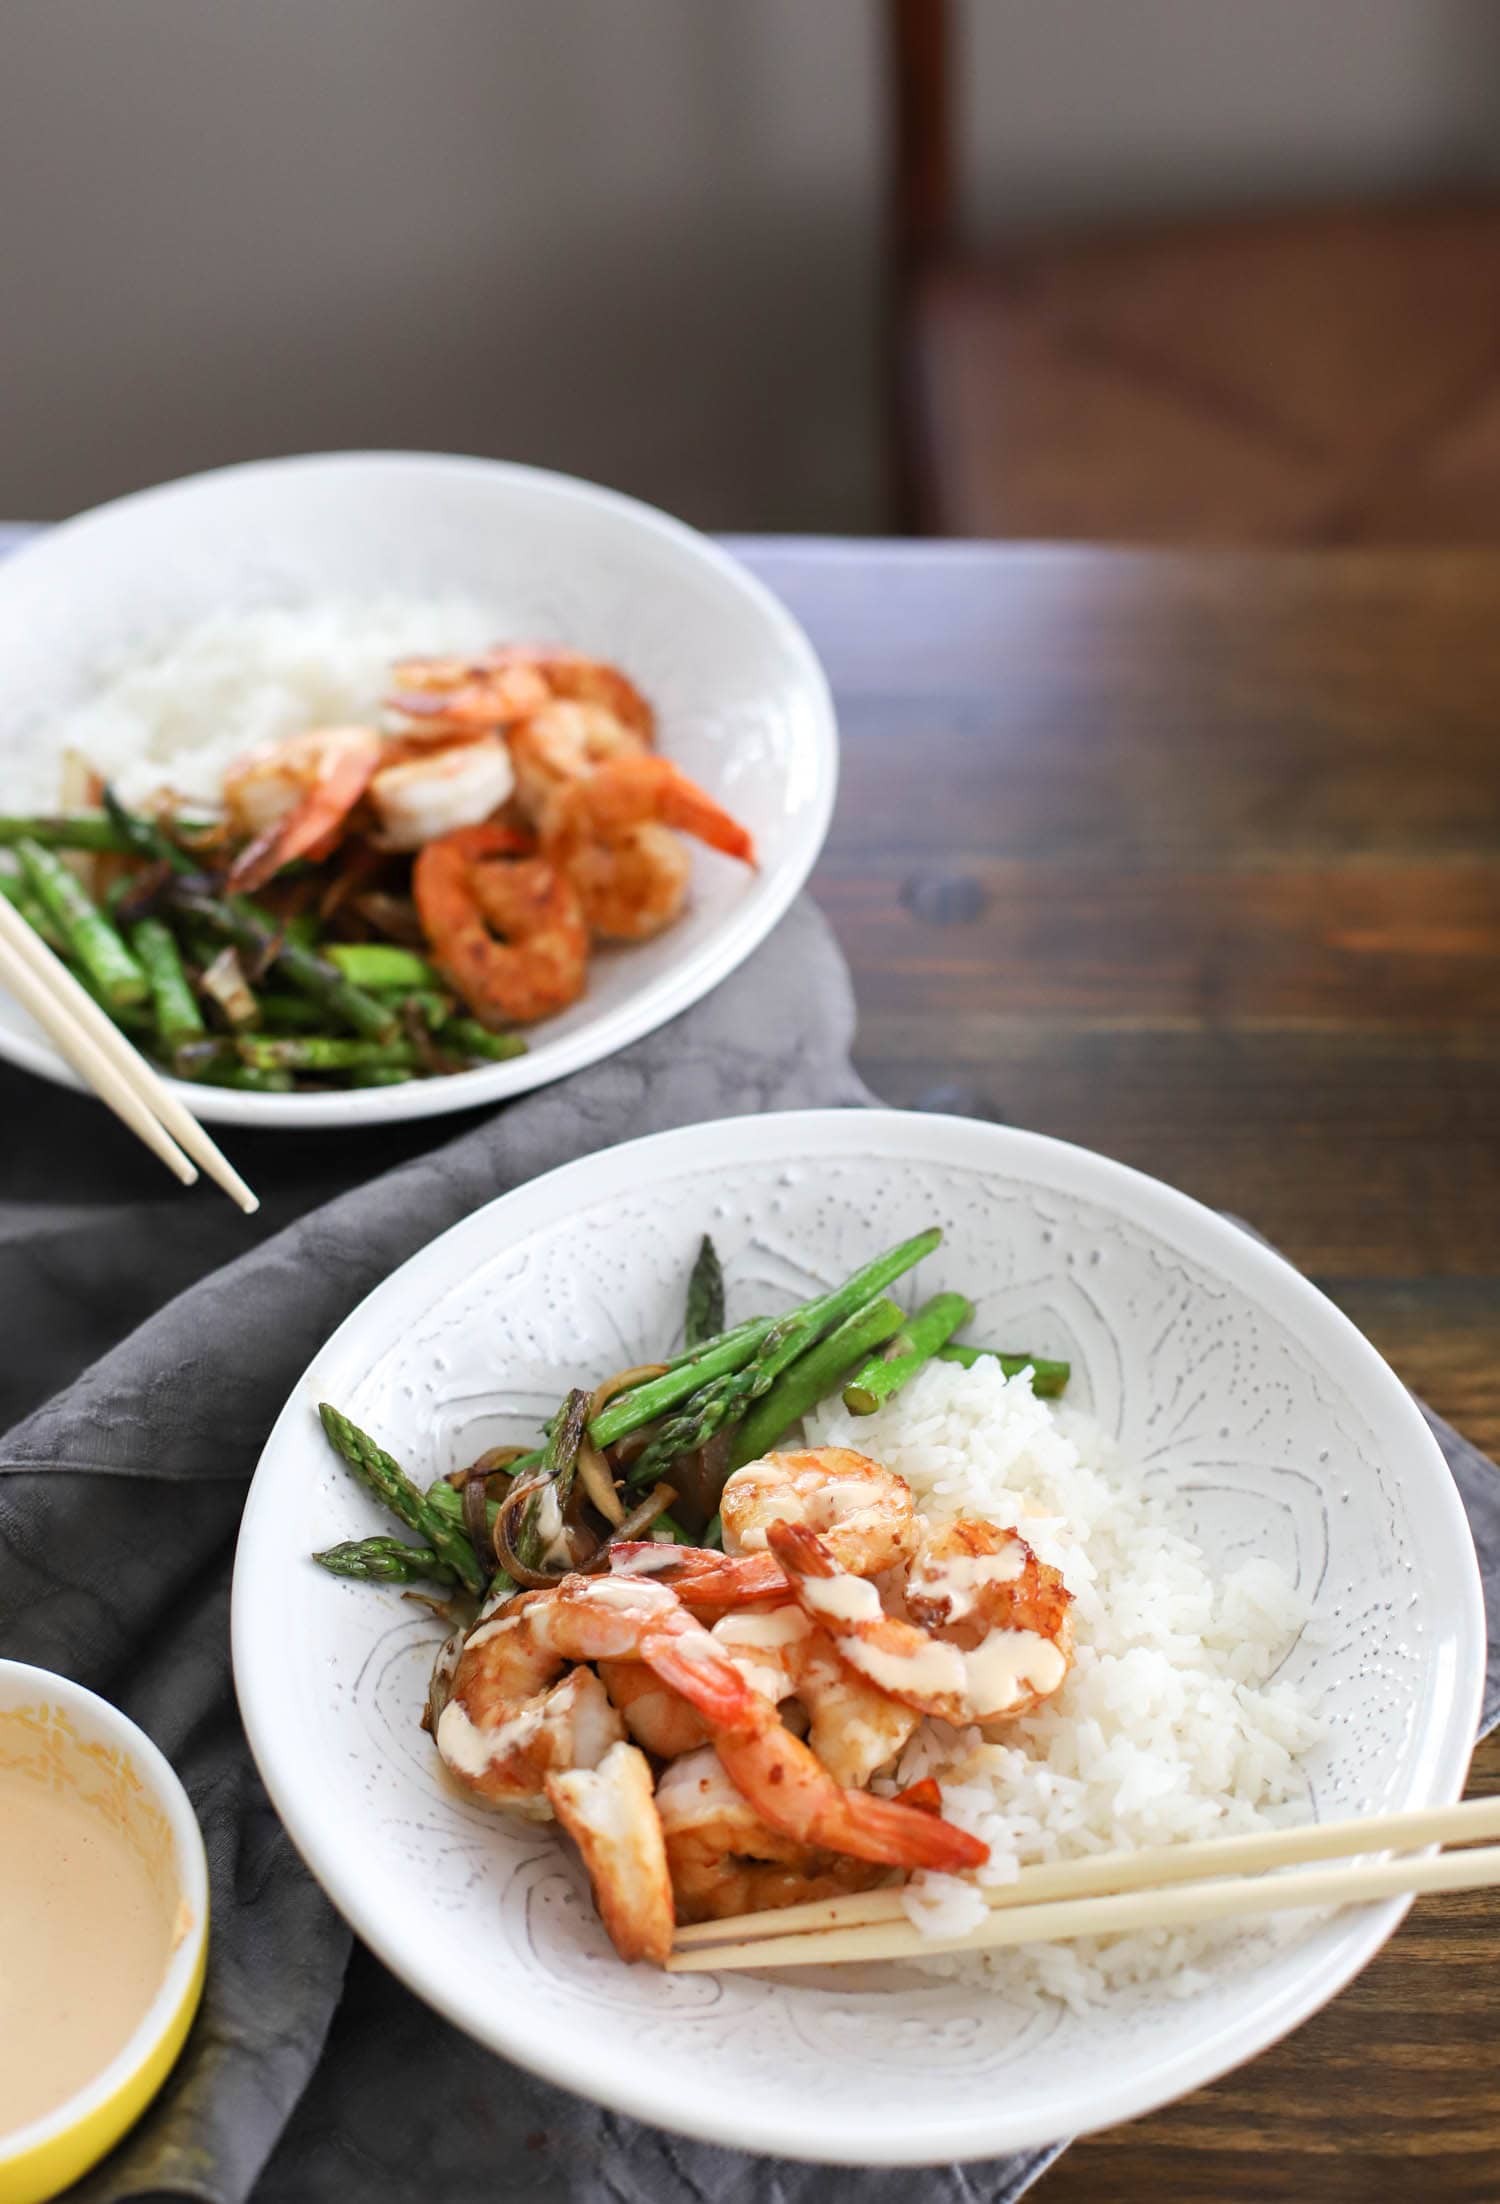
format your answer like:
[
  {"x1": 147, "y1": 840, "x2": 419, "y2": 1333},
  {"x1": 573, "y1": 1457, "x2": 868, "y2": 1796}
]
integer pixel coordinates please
[
  {"x1": 317, "y1": 1404, "x2": 485, "y2": 1595},
  {"x1": 683, "y1": 1235, "x2": 724, "y2": 1351},
  {"x1": 311, "y1": 1225, "x2": 1074, "y2": 1599},
  {"x1": 842, "y1": 1291, "x2": 973, "y2": 1416},
  {"x1": 934, "y1": 1343, "x2": 1071, "y2": 1395},
  {"x1": 14, "y1": 837, "x2": 147, "y2": 1008}
]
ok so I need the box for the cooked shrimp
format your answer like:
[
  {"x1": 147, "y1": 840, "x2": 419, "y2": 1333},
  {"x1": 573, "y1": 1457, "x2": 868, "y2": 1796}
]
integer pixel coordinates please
[
  {"x1": 389, "y1": 648, "x2": 654, "y2": 743},
  {"x1": 606, "y1": 1540, "x2": 791, "y2": 1614},
  {"x1": 413, "y1": 821, "x2": 588, "y2": 1026},
  {"x1": 508, "y1": 701, "x2": 647, "y2": 825},
  {"x1": 388, "y1": 654, "x2": 553, "y2": 735},
  {"x1": 546, "y1": 1740, "x2": 674, "y2": 1964},
  {"x1": 710, "y1": 1604, "x2": 921, "y2": 1789},
  {"x1": 656, "y1": 1749, "x2": 888, "y2": 1925},
  {"x1": 223, "y1": 725, "x2": 382, "y2": 892},
  {"x1": 542, "y1": 754, "x2": 756, "y2": 941},
  {"x1": 597, "y1": 1657, "x2": 707, "y2": 1759},
  {"x1": 368, "y1": 735, "x2": 514, "y2": 851},
  {"x1": 436, "y1": 1606, "x2": 624, "y2": 1817},
  {"x1": 644, "y1": 1616, "x2": 988, "y2": 1872},
  {"x1": 720, "y1": 1449, "x2": 919, "y2": 1577},
  {"x1": 767, "y1": 1516, "x2": 1074, "y2": 1725}
]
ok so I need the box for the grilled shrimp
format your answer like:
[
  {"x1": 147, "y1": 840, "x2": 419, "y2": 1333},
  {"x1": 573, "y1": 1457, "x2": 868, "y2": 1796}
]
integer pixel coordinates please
[
  {"x1": 368, "y1": 735, "x2": 514, "y2": 851},
  {"x1": 223, "y1": 725, "x2": 382, "y2": 892},
  {"x1": 720, "y1": 1448, "x2": 919, "y2": 1576},
  {"x1": 767, "y1": 1515, "x2": 1074, "y2": 1725},
  {"x1": 542, "y1": 754, "x2": 755, "y2": 941},
  {"x1": 644, "y1": 1612, "x2": 988, "y2": 1872},
  {"x1": 711, "y1": 1604, "x2": 921, "y2": 1788},
  {"x1": 606, "y1": 1540, "x2": 791, "y2": 1614},
  {"x1": 435, "y1": 1574, "x2": 720, "y2": 1813},
  {"x1": 546, "y1": 1740, "x2": 675, "y2": 1964},
  {"x1": 413, "y1": 821, "x2": 588, "y2": 1026},
  {"x1": 508, "y1": 700, "x2": 647, "y2": 824},
  {"x1": 596, "y1": 1657, "x2": 707, "y2": 1759},
  {"x1": 387, "y1": 653, "x2": 553, "y2": 735},
  {"x1": 436, "y1": 1603, "x2": 625, "y2": 1817},
  {"x1": 656, "y1": 1749, "x2": 889, "y2": 1924},
  {"x1": 389, "y1": 647, "x2": 653, "y2": 743}
]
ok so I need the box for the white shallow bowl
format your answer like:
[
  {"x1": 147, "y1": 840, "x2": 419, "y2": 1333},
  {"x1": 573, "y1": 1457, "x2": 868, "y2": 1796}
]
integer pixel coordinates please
[
  {"x1": 0, "y1": 452, "x2": 836, "y2": 1127},
  {"x1": 232, "y1": 1111, "x2": 1483, "y2": 2165}
]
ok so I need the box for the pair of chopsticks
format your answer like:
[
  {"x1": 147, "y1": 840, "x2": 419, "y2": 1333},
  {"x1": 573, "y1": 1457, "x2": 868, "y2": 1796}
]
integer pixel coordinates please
[
  {"x1": 667, "y1": 1793, "x2": 1500, "y2": 1971},
  {"x1": 0, "y1": 893, "x2": 258, "y2": 1213}
]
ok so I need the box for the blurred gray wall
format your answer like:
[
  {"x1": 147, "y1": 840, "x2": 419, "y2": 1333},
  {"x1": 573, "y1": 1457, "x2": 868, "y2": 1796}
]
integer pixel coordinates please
[{"x1": 4, "y1": 0, "x2": 1500, "y2": 530}]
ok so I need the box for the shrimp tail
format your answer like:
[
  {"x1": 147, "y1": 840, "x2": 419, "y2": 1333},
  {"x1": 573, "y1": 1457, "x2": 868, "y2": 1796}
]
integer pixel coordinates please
[{"x1": 829, "y1": 1787, "x2": 989, "y2": 1873}]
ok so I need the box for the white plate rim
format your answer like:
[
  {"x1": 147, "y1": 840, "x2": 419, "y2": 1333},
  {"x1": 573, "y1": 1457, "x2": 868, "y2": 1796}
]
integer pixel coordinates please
[
  {"x1": 0, "y1": 450, "x2": 838, "y2": 1128},
  {"x1": 231, "y1": 1109, "x2": 1486, "y2": 2164}
]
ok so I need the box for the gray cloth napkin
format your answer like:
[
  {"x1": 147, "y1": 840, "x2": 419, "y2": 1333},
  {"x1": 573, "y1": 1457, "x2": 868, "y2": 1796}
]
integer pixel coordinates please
[{"x1": 2, "y1": 897, "x2": 1495, "y2": 2204}]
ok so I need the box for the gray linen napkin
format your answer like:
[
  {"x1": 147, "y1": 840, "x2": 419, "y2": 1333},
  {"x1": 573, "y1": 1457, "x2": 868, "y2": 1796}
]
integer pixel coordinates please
[{"x1": 2, "y1": 897, "x2": 1495, "y2": 2204}]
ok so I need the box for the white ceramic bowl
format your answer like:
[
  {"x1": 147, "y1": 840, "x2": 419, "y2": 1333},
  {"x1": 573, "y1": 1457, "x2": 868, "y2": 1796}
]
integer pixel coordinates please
[
  {"x1": 231, "y1": 1110, "x2": 1484, "y2": 2165},
  {"x1": 0, "y1": 452, "x2": 837, "y2": 1126},
  {"x1": 0, "y1": 1662, "x2": 209, "y2": 2204}
]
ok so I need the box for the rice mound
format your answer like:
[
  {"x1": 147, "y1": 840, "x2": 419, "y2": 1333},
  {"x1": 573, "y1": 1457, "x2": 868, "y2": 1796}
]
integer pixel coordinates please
[
  {"x1": 30, "y1": 596, "x2": 499, "y2": 810},
  {"x1": 805, "y1": 1359, "x2": 1322, "y2": 2009}
]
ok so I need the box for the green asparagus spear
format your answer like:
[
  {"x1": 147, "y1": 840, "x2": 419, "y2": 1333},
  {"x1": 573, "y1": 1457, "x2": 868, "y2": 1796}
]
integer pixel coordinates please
[
  {"x1": 666, "y1": 1313, "x2": 775, "y2": 1370},
  {"x1": 99, "y1": 788, "x2": 399, "y2": 1040},
  {"x1": 0, "y1": 813, "x2": 132, "y2": 852},
  {"x1": 100, "y1": 789, "x2": 197, "y2": 873},
  {"x1": 313, "y1": 1535, "x2": 451, "y2": 1584},
  {"x1": 326, "y1": 942, "x2": 441, "y2": 990},
  {"x1": 626, "y1": 1227, "x2": 943, "y2": 1483},
  {"x1": 440, "y1": 1018, "x2": 528, "y2": 1062},
  {"x1": 129, "y1": 917, "x2": 206, "y2": 1047},
  {"x1": 727, "y1": 1295, "x2": 907, "y2": 1468},
  {"x1": 684, "y1": 1235, "x2": 724, "y2": 1351},
  {"x1": 842, "y1": 1291, "x2": 973, "y2": 1415},
  {"x1": 0, "y1": 811, "x2": 219, "y2": 854},
  {"x1": 239, "y1": 1035, "x2": 417, "y2": 1073},
  {"x1": 379, "y1": 989, "x2": 456, "y2": 1033},
  {"x1": 350, "y1": 1066, "x2": 415, "y2": 1087},
  {"x1": 15, "y1": 839, "x2": 148, "y2": 1007},
  {"x1": 0, "y1": 870, "x2": 67, "y2": 951},
  {"x1": 167, "y1": 888, "x2": 398, "y2": 1040},
  {"x1": 257, "y1": 991, "x2": 330, "y2": 1032},
  {"x1": 202, "y1": 1063, "x2": 294, "y2": 1092},
  {"x1": 934, "y1": 1343, "x2": 1070, "y2": 1397},
  {"x1": 318, "y1": 1404, "x2": 484, "y2": 1595},
  {"x1": 586, "y1": 1322, "x2": 774, "y2": 1453}
]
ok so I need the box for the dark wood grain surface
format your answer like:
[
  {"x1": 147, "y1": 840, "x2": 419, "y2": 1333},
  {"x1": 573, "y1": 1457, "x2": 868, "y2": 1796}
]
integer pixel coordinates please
[
  {"x1": 739, "y1": 540, "x2": 1500, "y2": 2202},
  {"x1": 1, "y1": 533, "x2": 1495, "y2": 2193}
]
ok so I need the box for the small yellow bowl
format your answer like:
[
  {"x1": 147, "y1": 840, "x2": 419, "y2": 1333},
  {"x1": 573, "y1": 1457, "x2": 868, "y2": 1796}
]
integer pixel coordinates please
[{"x1": 0, "y1": 1662, "x2": 209, "y2": 2204}]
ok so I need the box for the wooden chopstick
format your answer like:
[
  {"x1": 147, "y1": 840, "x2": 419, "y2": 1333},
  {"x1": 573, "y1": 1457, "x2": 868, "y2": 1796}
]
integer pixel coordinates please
[
  {"x1": 666, "y1": 1793, "x2": 1500, "y2": 1973},
  {"x1": 0, "y1": 896, "x2": 259, "y2": 1213}
]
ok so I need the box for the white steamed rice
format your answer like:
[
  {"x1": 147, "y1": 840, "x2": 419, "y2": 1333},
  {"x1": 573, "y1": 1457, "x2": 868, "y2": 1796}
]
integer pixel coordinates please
[
  {"x1": 25, "y1": 597, "x2": 499, "y2": 811},
  {"x1": 804, "y1": 1358, "x2": 1322, "y2": 2009}
]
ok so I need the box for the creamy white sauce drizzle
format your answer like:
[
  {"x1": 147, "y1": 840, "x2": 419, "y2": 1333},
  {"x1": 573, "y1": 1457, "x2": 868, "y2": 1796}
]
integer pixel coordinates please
[{"x1": 799, "y1": 1572, "x2": 884, "y2": 1625}]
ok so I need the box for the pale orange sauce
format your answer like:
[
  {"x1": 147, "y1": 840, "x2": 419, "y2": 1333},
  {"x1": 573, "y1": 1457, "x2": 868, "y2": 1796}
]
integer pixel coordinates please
[{"x1": 0, "y1": 1768, "x2": 173, "y2": 2136}]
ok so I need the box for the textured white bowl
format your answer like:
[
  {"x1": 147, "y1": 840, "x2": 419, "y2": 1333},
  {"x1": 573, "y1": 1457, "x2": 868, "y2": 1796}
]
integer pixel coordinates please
[
  {"x1": 232, "y1": 1111, "x2": 1484, "y2": 2164},
  {"x1": 0, "y1": 453, "x2": 836, "y2": 1126}
]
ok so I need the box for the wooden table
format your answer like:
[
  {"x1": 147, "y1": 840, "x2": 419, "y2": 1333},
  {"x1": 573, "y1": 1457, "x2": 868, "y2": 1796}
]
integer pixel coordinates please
[
  {"x1": 1, "y1": 534, "x2": 1496, "y2": 2194},
  {"x1": 745, "y1": 541, "x2": 1499, "y2": 2204}
]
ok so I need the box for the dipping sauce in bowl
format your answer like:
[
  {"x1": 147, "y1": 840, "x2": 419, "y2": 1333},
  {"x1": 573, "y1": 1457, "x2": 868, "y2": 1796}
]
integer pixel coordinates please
[{"x1": 0, "y1": 1665, "x2": 208, "y2": 2204}]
